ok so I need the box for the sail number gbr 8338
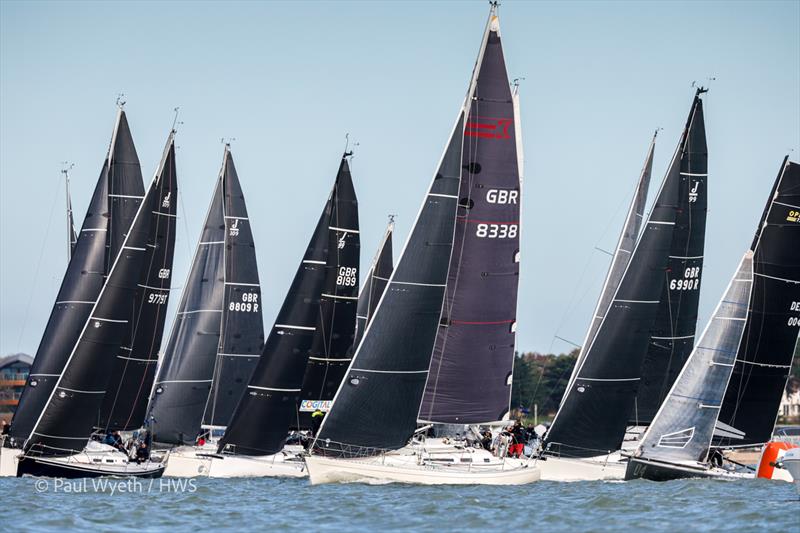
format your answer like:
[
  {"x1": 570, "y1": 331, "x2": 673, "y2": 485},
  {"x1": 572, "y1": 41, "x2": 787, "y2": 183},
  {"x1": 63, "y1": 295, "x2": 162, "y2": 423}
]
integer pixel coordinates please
[{"x1": 476, "y1": 188, "x2": 519, "y2": 239}]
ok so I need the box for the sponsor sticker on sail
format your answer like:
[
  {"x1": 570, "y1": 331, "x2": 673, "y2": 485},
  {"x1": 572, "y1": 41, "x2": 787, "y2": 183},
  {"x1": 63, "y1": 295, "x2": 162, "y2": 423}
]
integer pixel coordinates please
[{"x1": 299, "y1": 400, "x2": 332, "y2": 412}]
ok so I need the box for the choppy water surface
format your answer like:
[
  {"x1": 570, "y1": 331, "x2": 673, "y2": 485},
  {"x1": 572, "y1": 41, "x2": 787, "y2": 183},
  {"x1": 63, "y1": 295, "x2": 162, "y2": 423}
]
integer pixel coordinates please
[{"x1": 1, "y1": 476, "x2": 796, "y2": 531}]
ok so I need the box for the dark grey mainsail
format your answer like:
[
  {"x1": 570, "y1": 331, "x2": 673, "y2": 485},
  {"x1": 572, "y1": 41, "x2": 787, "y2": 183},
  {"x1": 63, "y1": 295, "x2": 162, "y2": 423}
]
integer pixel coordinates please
[
  {"x1": 218, "y1": 156, "x2": 356, "y2": 455},
  {"x1": 148, "y1": 146, "x2": 262, "y2": 445},
  {"x1": 419, "y1": 18, "x2": 521, "y2": 424},
  {"x1": 64, "y1": 167, "x2": 77, "y2": 258},
  {"x1": 24, "y1": 142, "x2": 174, "y2": 456},
  {"x1": 98, "y1": 132, "x2": 178, "y2": 431},
  {"x1": 716, "y1": 158, "x2": 800, "y2": 448},
  {"x1": 630, "y1": 253, "x2": 752, "y2": 467},
  {"x1": 562, "y1": 134, "x2": 655, "y2": 397},
  {"x1": 635, "y1": 95, "x2": 708, "y2": 425},
  {"x1": 544, "y1": 92, "x2": 707, "y2": 458},
  {"x1": 314, "y1": 114, "x2": 463, "y2": 455},
  {"x1": 202, "y1": 150, "x2": 265, "y2": 429},
  {"x1": 11, "y1": 109, "x2": 144, "y2": 444},
  {"x1": 353, "y1": 219, "x2": 394, "y2": 350},
  {"x1": 297, "y1": 156, "x2": 360, "y2": 429}
]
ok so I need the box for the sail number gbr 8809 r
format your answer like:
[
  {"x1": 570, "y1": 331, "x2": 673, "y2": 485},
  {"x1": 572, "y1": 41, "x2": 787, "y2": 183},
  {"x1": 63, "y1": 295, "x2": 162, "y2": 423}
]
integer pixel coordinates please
[
  {"x1": 229, "y1": 292, "x2": 259, "y2": 313},
  {"x1": 476, "y1": 188, "x2": 519, "y2": 239}
]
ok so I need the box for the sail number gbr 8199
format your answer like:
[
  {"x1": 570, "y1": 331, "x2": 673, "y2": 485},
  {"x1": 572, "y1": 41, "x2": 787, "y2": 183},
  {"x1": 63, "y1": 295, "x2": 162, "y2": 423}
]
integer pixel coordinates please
[{"x1": 229, "y1": 292, "x2": 259, "y2": 313}]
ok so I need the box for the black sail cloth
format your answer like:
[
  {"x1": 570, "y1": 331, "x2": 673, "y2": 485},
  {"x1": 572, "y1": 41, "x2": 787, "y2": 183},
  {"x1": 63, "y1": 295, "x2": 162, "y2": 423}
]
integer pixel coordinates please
[
  {"x1": 218, "y1": 157, "x2": 356, "y2": 456},
  {"x1": 634, "y1": 96, "x2": 708, "y2": 425},
  {"x1": 544, "y1": 92, "x2": 707, "y2": 458},
  {"x1": 297, "y1": 158, "x2": 360, "y2": 429},
  {"x1": 98, "y1": 134, "x2": 178, "y2": 431},
  {"x1": 353, "y1": 222, "x2": 394, "y2": 350},
  {"x1": 24, "y1": 147, "x2": 175, "y2": 456},
  {"x1": 314, "y1": 116, "x2": 464, "y2": 455},
  {"x1": 420, "y1": 24, "x2": 521, "y2": 425},
  {"x1": 11, "y1": 110, "x2": 144, "y2": 444},
  {"x1": 716, "y1": 158, "x2": 800, "y2": 447},
  {"x1": 148, "y1": 148, "x2": 262, "y2": 445}
]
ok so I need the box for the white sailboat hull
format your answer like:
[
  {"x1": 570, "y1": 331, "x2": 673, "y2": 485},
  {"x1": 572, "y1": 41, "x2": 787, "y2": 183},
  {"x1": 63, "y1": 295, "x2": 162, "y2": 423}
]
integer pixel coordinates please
[
  {"x1": 306, "y1": 448, "x2": 540, "y2": 486},
  {"x1": 533, "y1": 453, "x2": 626, "y2": 481},
  {"x1": 0, "y1": 446, "x2": 22, "y2": 477},
  {"x1": 163, "y1": 444, "x2": 307, "y2": 478},
  {"x1": 780, "y1": 448, "x2": 800, "y2": 494}
]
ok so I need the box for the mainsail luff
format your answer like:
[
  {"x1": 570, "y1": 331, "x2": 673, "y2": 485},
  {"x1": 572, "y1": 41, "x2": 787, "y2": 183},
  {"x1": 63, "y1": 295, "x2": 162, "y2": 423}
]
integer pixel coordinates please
[
  {"x1": 297, "y1": 156, "x2": 360, "y2": 429},
  {"x1": 543, "y1": 93, "x2": 707, "y2": 458},
  {"x1": 10, "y1": 110, "x2": 144, "y2": 444},
  {"x1": 716, "y1": 158, "x2": 800, "y2": 447},
  {"x1": 634, "y1": 252, "x2": 753, "y2": 464},
  {"x1": 353, "y1": 219, "x2": 395, "y2": 350},
  {"x1": 148, "y1": 165, "x2": 226, "y2": 446},
  {"x1": 24, "y1": 145, "x2": 173, "y2": 456},
  {"x1": 634, "y1": 94, "x2": 708, "y2": 425},
  {"x1": 419, "y1": 14, "x2": 521, "y2": 425},
  {"x1": 98, "y1": 132, "x2": 178, "y2": 431},
  {"x1": 217, "y1": 157, "x2": 351, "y2": 456},
  {"x1": 563, "y1": 134, "x2": 656, "y2": 398},
  {"x1": 201, "y1": 149, "x2": 265, "y2": 428}
]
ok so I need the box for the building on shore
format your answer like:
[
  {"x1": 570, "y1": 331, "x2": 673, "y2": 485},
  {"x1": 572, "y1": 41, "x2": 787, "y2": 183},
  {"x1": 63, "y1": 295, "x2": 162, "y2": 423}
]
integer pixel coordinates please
[{"x1": 0, "y1": 353, "x2": 33, "y2": 425}]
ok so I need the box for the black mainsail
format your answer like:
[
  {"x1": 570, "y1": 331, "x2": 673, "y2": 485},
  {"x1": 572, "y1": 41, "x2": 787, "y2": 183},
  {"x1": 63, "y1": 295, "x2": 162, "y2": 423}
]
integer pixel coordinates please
[
  {"x1": 544, "y1": 91, "x2": 707, "y2": 458},
  {"x1": 11, "y1": 109, "x2": 144, "y2": 444},
  {"x1": 24, "y1": 140, "x2": 176, "y2": 456},
  {"x1": 627, "y1": 157, "x2": 799, "y2": 478},
  {"x1": 297, "y1": 157, "x2": 360, "y2": 428},
  {"x1": 148, "y1": 146, "x2": 263, "y2": 445},
  {"x1": 634, "y1": 96, "x2": 708, "y2": 425},
  {"x1": 353, "y1": 219, "x2": 394, "y2": 350},
  {"x1": 64, "y1": 166, "x2": 78, "y2": 258},
  {"x1": 716, "y1": 158, "x2": 800, "y2": 448},
  {"x1": 419, "y1": 19, "x2": 522, "y2": 425},
  {"x1": 98, "y1": 132, "x2": 178, "y2": 431},
  {"x1": 218, "y1": 155, "x2": 357, "y2": 455}
]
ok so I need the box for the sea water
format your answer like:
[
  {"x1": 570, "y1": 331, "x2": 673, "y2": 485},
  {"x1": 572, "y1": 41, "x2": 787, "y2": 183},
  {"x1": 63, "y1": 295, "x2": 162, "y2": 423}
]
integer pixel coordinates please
[{"x1": 0, "y1": 476, "x2": 796, "y2": 531}]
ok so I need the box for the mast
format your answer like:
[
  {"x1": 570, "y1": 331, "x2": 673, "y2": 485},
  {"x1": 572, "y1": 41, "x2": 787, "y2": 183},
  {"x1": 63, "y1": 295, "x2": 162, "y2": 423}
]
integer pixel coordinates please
[
  {"x1": 543, "y1": 91, "x2": 706, "y2": 458},
  {"x1": 98, "y1": 130, "x2": 179, "y2": 431},
  {"x1": 419, "y1": 8, "x2": 523, "y2": 425},
  {"x1": 297, "y1": 153, "x2": 361, "y2": 429},
  {"x1": 10, "y1": 108, "x2": 144, "y2": 444},
  {"x1": 63, "y1": 164, "x2": 77, "y2": 259},
  {"x1": 635, "y1": 157, "x2": 799, "y2": 463},
  {"x1": 715, "y1": 158, "x2": 800, "y2": 447},
  {"x1": 562, "y1": 134, "x2": 656, "y2": 399},
  {"x1": 218, "y1": 155, "x2": 355, "y2": 456},
  {"x1": 24, "y1": 139, "x2": 174, "y2": 456}
]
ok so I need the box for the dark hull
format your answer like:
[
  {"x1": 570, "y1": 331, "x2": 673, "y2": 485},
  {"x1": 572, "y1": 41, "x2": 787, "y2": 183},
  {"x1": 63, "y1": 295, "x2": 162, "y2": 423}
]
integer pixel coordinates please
[
  {"x1": 625, "y1": 456, "x2": 716, "y2": 481},
  {"x1": 17, "y1": 456, "x2": 164, "y2": 479}
]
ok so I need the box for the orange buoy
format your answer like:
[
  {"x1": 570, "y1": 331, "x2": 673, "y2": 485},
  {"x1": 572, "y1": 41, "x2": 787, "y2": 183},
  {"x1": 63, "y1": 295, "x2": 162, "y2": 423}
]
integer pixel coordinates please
[{"x1": 757, "y1": 441, "x2": 798, "y2": 479}]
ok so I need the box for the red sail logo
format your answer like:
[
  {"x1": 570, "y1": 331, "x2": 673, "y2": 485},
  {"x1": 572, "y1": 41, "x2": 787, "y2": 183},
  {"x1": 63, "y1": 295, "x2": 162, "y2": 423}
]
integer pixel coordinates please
[{"x1": 465, "y1": 116, "x2": 512, "y2": 139}]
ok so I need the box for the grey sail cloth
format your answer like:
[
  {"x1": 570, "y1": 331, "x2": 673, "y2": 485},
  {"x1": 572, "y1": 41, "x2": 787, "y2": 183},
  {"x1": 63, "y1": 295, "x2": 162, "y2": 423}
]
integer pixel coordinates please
[
  {"x1": 148, "y1": 148, "x2": 262, "y2": 445},
  {"x1": 716, "y1": 158, "x2": 800, "y2": 447},
  {"x1": 635, "y1": 97, "x2": 708, "y2": 425},
  {"x1": 98, "y1": 133, "x2": 178, "y2": 431},
  {"x1": 67, "y1": 175, "x2": 77, "y2": 256},
  {"x1": 313, "y1": 113, "x2": 464, "y2": 455},
  {"x1": 11, "y1": 110, "x2": 144, "y2": 444},
  {"x1": 24, "y1": 148, "x2": 174, "y2": 456},
  {"x1": 353, "y1": 221, "x2": 394, "y2": 350},
  {"x1": 419, "y1": 22, "x2": 521, "y2": 425},
  {"x1": 544, "y1": 93, "x2": 706, "y2": 458},
  {"x1": 636, "y1": 253, "x2": 753, "y2": 464},
  {"x1": 563, "y1": 135, "x2": 655, "y2": 397},
  {"x1": 202, "y1": 151, "x2": 265, "y2": 428}
]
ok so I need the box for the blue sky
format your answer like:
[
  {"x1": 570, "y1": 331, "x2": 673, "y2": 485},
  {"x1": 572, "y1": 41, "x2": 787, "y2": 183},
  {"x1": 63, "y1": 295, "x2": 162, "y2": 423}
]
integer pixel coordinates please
[{"x1": 1, "y1": 0, "x2": 798, "y2": 357}]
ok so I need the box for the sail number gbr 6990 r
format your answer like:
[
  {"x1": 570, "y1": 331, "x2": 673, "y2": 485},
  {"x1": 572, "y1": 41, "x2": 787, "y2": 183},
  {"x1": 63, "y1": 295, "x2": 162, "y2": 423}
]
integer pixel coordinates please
[
  {"x1": 669, "y1": 267, "x2": 701, "y2": 291},
  {"x1": 229, "y1": 292, "x2": 259, "y2": 313}
]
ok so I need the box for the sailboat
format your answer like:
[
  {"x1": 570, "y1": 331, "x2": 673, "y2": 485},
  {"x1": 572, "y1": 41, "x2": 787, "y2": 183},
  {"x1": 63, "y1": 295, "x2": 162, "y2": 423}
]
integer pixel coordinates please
[
  {"x1": 538, "y1": 89, "x2": 708, "y2": 481},
  {"x1": 164, "y1": 153, "x2": 357, "y2": 478},
  {"x1": 148, "y1": 145, "x2": 264, "y2": 452},
  {"x1": 305, "y1": 7, "x2": 539, "y2": 486},
  {"x1": 13, "y1": 125, "x2": 179, "y2": 478},
  {"x1": 626, "y1": 157, "x2": 800, "y2": 481},
  {"x1": 352, "y1": 218, "x2": 394, "y2": 351}
]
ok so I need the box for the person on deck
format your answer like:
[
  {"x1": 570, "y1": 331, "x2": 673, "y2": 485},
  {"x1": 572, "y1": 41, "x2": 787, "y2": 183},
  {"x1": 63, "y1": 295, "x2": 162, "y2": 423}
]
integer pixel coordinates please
[
  {"x1": 480, "y1": 430, "x2": 493, "y2": 451},
  {"x1": 507, "y1": 421, "x2": 525, "y2": 458},
  {"x1": 311, "y1": 409, "x2": 325, "y2": 437}
]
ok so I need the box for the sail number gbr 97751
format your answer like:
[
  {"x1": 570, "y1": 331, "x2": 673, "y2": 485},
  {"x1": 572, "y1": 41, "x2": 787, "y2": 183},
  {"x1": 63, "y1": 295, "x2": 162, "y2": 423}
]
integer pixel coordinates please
[{"x1": 475, "y1": 188, "x2": 519, "y2": 239}]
